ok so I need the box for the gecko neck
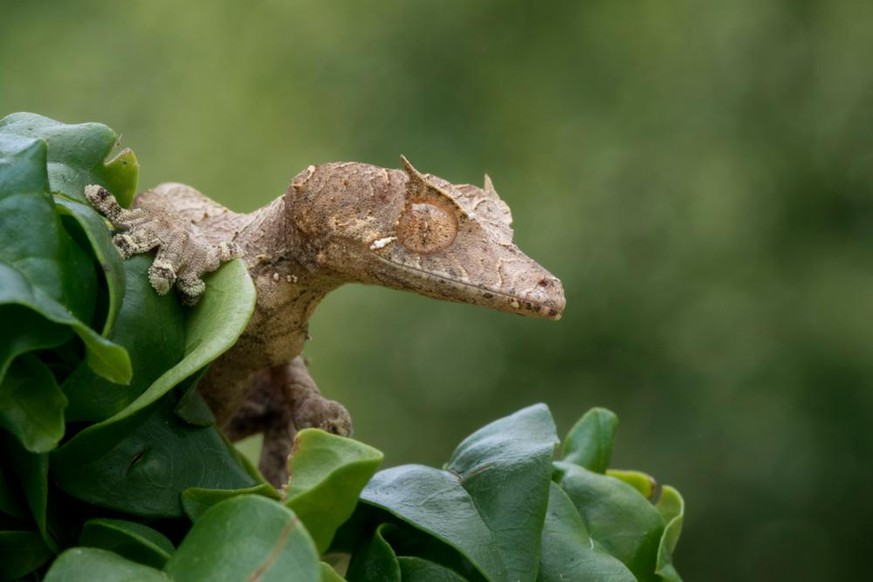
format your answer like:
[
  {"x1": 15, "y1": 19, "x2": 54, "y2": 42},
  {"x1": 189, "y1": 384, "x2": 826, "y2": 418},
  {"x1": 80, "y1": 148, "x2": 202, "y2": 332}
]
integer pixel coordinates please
[{"x1": 201, "y1": 196, "x2": 341, "y2": 424}]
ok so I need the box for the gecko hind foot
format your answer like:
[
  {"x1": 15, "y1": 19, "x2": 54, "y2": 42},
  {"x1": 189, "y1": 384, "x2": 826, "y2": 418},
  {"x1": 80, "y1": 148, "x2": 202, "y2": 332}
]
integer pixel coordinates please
[
  {"x1": 293, "y1": 397, "x2": 352, "y2": 436},
  {"x1": 223, "y1": 358, "x2": 353, "y2": 487}
]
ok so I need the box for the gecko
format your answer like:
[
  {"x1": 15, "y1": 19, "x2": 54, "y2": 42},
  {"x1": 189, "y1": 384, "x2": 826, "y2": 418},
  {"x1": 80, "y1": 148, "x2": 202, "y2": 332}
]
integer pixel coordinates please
[{"x1": 85, "y1": 156, "x2": 565, "y2": 485}]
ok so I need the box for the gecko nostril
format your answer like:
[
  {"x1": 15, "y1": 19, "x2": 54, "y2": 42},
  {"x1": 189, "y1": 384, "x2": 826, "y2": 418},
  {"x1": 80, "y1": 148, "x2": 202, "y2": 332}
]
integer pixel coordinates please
[{"x1": 538, "y1": 278, "x2": 550, "y2": 287}]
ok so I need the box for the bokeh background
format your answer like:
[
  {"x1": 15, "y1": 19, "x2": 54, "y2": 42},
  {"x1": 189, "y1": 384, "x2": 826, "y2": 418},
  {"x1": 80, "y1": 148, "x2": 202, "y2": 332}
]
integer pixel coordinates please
[{"x1": 3, "y1": 1, "x2": 872, "y2": 578}]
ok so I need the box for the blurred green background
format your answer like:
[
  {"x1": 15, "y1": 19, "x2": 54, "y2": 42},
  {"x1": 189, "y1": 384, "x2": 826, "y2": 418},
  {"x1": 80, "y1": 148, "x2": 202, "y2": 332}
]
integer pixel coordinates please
[{"x1": 3, "y1": 1, "x2": 872, "y2": 578}]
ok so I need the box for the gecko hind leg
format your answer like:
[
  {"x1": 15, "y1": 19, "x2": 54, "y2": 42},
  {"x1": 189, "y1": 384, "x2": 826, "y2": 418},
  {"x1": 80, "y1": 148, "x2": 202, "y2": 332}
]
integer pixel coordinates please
[{"x1": 223, "y1": 356, "x2": 353, "y2": 487}]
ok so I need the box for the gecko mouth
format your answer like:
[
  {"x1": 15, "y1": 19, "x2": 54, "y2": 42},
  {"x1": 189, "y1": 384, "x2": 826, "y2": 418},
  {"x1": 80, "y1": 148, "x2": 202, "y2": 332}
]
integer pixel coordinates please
[{"x1": 371, "y1": 254, "x2": 565, "y2": 320}]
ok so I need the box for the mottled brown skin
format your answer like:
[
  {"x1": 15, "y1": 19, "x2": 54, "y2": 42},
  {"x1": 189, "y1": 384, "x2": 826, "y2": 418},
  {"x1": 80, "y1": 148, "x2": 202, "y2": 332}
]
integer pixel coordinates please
[{"x1": 86, "y1": 157, "x2": 565, "y2": 486}]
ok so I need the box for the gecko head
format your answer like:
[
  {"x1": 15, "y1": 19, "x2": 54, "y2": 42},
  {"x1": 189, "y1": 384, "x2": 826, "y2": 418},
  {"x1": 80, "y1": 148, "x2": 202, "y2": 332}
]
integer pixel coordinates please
[{"x1": 288, "y1": 157, "x2": 565, "y2": 320}]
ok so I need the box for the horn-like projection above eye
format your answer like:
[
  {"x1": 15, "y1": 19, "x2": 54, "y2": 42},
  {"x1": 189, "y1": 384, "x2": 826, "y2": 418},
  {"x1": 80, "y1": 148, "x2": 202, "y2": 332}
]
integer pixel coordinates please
[{"x1": 397, "y1": 201, "x2": 458, "y2": 253}]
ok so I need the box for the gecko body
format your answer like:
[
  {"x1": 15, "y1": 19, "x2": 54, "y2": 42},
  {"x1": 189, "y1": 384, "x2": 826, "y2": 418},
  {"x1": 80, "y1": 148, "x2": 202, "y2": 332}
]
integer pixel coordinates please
[{"x1": 86, "y1": 157, "x2": 564, "y2": 484}]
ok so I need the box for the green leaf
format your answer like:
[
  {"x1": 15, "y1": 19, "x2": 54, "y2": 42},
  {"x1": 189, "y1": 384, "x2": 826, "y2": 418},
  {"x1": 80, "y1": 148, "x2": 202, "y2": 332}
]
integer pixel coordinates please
[
  {"x1": 51, "y1": 402, "x2": 256, "y2": 518},
  {"x1": 346, "y1": 523, "x2": 401, "y2": 582},
  {"x1": 181, "y1": 483, "x2": 280, "y2": 522},
  {"x1": 0, "y1": 261, "x2": 131, "y2": 385},
  {"x1": 0, "y1": 131, "x2": 130, "y2": 383},
  {"x1": 0, "y1": 530, "x2": 53, "y2": 581},
  {"x1": 54, "y1": 197, "x2": 126, "y2": 336},
  {"x1": 561, "y1": 407, "x2": 617, "y2": 473},
  {"x1": 0, "y1": 113, "x2": 140, "y2": 386},
  {"x1": 0, "y1": 305, "x2": 70, "y2": 386},
  {"x1": 554, "y1": 461, "x2": 665, "y2": 580},
  {"x1": 445, "y1": 403, "x2": 558, "y2": 582},
  {"x1": 1, "y1": 434, "x2": 54, "y2": 552},
  {"x1": 164, "y1": 495, "x2": 320, "y2": 582},
  {"x1": 0, "y1": 112, "x2": 139, "y2": 206},
  {"x1": 398, "y1": 557, "x2": 468, "y2": 581},
  {"x1": 173, "y1": 382, "x2": 216, "y2": 427},
  {"x1": 655, "y1": 486, "x2": 684, "y2": 582},
  {"x1": 346, "y1": 524, "x2": 472, "y2": 581},
  {"x1": 0, "y1": 462, "x2": 26, "y2": 521},
  {"x1": 79, "y1": 518, "x2": 174, "y2": 570},
  {"x1": 0, "y1": 132, "x2": 96, "y2": 329},
  {"x1": 51, "y1": 259, "x2": 256, "y2": 516},
  {"x1": 360, "y1": 465, "x2": 503, "y2": 581},
  {"x1": 89, "y1": 258, "x2": 253, "y2": 426},
  {"x1": 320, "y1": 561, "x2": 346, "y2": 582},
  {"x1": 285, "y1": 429, "x2": 384, "y2": 554},
  {"x1": 359, "y1": 405, "x2": 562, "y2": 581},
  {"x1": 607, "y1": 469, "x2": 657, "y2": 500},
  {"x1": 44, "y1": 547, "x2": 168, "y2": 582},
  {"x1": 62, "y1": 255, "x2": 186, "y2": 422},
  {"x1": 537, "y1": 482, "x2": 635, "y2": 582},
  {"x1": 0, "y1": 354, "x2": 66, "y2": 453}
]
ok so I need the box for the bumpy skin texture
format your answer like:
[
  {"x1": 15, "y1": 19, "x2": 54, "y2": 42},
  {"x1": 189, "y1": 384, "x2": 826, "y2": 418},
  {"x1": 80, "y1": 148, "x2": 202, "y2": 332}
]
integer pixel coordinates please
[{"x1": 87, "y1": 157, "x2": 565, "y2": 485}]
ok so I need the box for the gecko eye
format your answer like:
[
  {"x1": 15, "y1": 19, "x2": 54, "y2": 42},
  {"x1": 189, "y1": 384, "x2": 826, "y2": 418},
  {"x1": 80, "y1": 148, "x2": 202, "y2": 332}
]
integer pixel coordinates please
[{"x1": 397, "y1": 202, "x2": 458, "y2": 253}]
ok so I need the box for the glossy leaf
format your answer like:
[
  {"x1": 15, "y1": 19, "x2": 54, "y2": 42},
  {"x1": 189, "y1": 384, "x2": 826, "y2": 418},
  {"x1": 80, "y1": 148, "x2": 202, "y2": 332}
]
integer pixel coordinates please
[
  {"x1": 164, "y1": 495, "x2": 320, "y2": 582},
  {"x1": 0, "y1": 131, "x2": 95, "y2": 323},
  {"x1": 0, "y1": 462, "x2": 26, "y2": 520},
  {"x1": 346, "y1": 523, "x2": 401, "y2": 582},
  {"x1": 537, "y1": 482, "x2": 635, "y2": 582},
  {"x1": 181, "y1": 483, "x2": 280, "y2": 522},
  {"x1": 360, "y1": 405, "x2": 564, "y2": 581},
  {"x1": 100, "y1": 258, "x2": 253, "y2": 425},
  {"x1": 0, "y1": 305, "x2": 70, "y2": 387},
  {"x1": 607, "y1": 469, "x2": 657, "y2": 501},
  {"x1": 79, "y1": 518, "x2": 175, "y2": 569},
  {"x1": 361, "y1": 464, "x2": 503, "y2": 581},
  {"x1": 445, "y1": 403, "x2": 558, "y2": 582},
  {"x1": 320, "y1": 561, "x2": 346, "y2": 582},
  {"x1": 398, "y1": 557, "x2": 468, "y2": 581},
  {"x1": 2, "y1": 435, "x2": 53, "y2": 552},
  {"x1": 561, "y1": 407, "x2": 617, "y2": 473},
  {"x1": 0, "y1": 354, "x2": 66, "y2": 453},
  {"x1": 51, "y1": 402, "x2": 256, "y2": 518},
  {"x1": 51, "y1": 259, "x2": 256, "y2": 516},
  {"x1": 0, "y1": 132, "x2": 130, "y2": 383},
  {"x1": 554, "y1": 461, "x2": 665, "y2": 580},
  {"x1": 0, "y1": 112, "x2": 139, "y2": 206},
  {"x1": 346, "y1": 523, "x2": 470, "y2": 581},
  {"x1": 54, "y1": 197, "x2": 126, "y2": 336},
  {"x1": 0, "y1": 261, "x2": 131, "y2": 385},
  {"x1": 655, "y1": 486, "x2": 684, "y2": 582},
  {"x1": 0, "y1": 530, "x2": 53, "y2": 581},
  {"x1": 0, "y1": 112, "x2": 138, "y2": 391},
  {"x1": 173, "y1": 382, "x2": 216, "y2": 427},
  {"x1": 285, "y1": 428, "x2": 384, "y2": 553},
  {"x1": 44, "y1": 547, "x2": 168, "y2": 582},
  {"x1": 62, "y1": 256, "x2": 185, "y2": 422}
]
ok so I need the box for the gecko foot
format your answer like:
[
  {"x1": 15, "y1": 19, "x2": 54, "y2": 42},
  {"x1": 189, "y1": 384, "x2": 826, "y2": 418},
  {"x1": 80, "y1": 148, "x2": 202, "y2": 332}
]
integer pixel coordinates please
[
  {"x1": 85, "y1": 184, "x2": 242, "y2": 305},
  {"x1": 223, "y1": 357, "x2": 352, "y2": 487}
]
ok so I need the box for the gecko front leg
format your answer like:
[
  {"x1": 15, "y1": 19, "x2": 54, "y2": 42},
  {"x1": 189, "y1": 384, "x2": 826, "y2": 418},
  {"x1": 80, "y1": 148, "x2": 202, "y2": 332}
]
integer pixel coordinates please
[
  {"x1": 223, "y1": 357, "x2": 352, "y2": 485},
  {"x1": 85, "y1": 185, "x2": 242, "y2": 305},
  {"x1": 86, "y1": 184, "x2": 351, "y2": 486}
]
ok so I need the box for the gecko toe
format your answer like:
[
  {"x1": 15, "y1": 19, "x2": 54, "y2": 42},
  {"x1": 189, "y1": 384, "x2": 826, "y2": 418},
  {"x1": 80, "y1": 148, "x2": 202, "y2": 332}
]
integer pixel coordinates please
[
  {"x1": 177, "y1": 276, "x2": 206, "y2": 305},
  {"x1": 217, "y1": 241, "x2": 243, "y2": 261},
  {"x1": 148, "y1": 260, "x2": 177, "y2": 295}
]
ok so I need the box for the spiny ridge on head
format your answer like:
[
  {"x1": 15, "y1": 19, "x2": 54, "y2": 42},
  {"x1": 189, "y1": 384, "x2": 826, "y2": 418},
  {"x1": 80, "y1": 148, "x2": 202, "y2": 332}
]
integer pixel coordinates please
[{"x1": 401, "y1": 156, "x2": 514, "y2": 245}]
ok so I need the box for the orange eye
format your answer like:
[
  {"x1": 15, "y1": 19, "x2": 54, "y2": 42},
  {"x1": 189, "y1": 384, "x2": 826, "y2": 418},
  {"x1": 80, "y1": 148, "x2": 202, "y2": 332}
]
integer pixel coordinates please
[{"x1": 397, "y1": 202, "x2": 458, "y2": 253}]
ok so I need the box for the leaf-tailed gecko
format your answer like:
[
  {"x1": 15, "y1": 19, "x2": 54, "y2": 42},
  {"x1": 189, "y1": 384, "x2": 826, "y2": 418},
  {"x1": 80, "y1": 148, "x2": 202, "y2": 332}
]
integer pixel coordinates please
[{"x1": 85, "y1": 157, "x2": 565, "y2": 485}]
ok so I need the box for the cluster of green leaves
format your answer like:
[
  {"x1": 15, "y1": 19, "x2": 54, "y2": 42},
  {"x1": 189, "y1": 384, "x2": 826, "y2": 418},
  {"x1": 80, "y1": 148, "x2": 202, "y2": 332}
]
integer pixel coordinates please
[
  {"x1": 337, "y1": 404, "x2": 684, "y2": 582},
  {"x1": 0, "y1": 113, "x2": 684, "y2": 581}
]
